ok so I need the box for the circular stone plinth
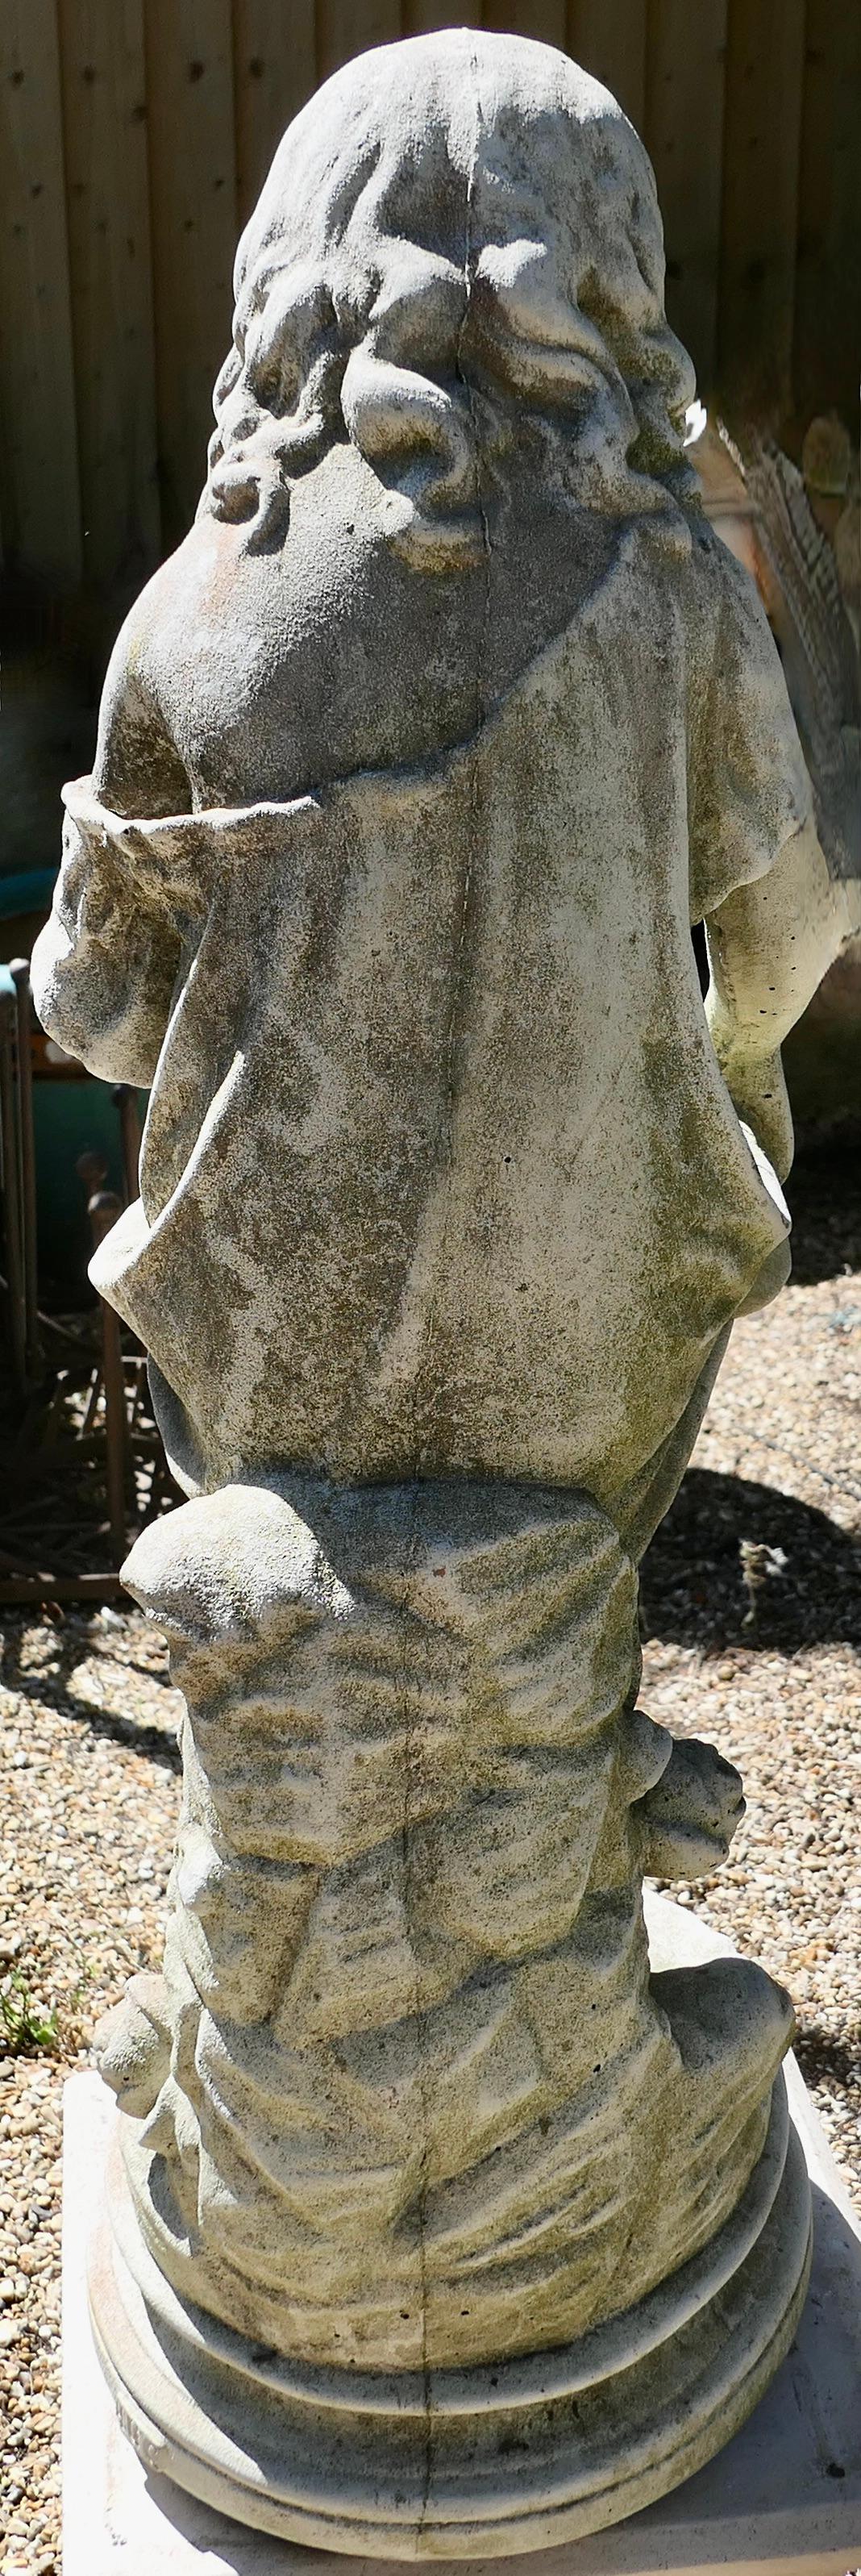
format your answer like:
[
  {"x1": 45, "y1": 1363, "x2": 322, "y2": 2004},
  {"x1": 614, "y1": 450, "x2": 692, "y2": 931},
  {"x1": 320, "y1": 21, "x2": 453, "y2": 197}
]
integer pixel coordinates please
[{"x1": 88, "y1": 2074, "x2": 811, "y2": 2559}]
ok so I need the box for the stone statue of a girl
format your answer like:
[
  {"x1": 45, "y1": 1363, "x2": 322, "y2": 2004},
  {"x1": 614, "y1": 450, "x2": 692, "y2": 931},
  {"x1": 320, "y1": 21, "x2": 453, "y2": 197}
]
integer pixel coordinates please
[{"x1": 33, "y1": 31, "x2": 846, "y2": 2553}]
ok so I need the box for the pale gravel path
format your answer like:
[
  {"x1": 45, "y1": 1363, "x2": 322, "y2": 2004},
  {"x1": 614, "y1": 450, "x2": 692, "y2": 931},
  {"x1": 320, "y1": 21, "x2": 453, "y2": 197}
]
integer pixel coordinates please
[
  {"x1": 1, "y1": 1122, "x2": 859, "y2": 2573},
  {"x1": 0, "y1": 1619, "x2": 178, "y2": 2574}
]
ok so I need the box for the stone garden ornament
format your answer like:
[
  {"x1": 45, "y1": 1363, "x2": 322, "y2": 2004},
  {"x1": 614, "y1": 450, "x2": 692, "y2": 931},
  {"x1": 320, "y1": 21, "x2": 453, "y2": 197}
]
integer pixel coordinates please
[{"x1": 34, "y1": 30, "x2": 849, "y2": 2556}]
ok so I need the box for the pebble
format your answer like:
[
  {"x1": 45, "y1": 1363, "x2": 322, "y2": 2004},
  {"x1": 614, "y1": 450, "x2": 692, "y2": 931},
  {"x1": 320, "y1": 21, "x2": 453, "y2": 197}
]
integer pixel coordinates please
[{"x1": 1, "y1": 1611, "x2": 177, "y2": 2567}]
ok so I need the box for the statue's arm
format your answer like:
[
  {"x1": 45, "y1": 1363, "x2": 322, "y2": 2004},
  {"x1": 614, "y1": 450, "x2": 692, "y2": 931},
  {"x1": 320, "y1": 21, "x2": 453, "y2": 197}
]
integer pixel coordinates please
[
  {"x1": 31, "y1": 620, "x2": 189, "y2": 1090},
  {"x1": 704, "y1": 814, "x2": 850, "y2": 1182}
]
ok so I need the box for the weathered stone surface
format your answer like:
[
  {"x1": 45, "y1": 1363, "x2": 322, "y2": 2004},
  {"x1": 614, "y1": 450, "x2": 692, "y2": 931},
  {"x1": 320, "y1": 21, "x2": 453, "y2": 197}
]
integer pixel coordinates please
[
  {"x1": 96, "y1": 1476, "x2": 793, "y2": 2380},
  {"x1": 34, "y1": 25, "x2": 848, "y2": 2555},
  {"x1": 31, "y1": 40, "x2": 842, "y2": 1508},
  {"x1": 68, "y1": 1894, "x2": 861, "y2": 2570}
]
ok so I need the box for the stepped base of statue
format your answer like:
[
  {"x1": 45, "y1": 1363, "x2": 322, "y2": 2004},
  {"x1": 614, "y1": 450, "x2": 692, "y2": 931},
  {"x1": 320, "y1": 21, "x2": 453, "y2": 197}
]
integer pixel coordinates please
[
  {"x1": 86, "y1": 1475, "x2": 812, "y2": 2557},
  {"x1": 66, "y1": 2007, "x2": 861, "y2": 2576},
  {"x1": 89, "y1": 2082, "x2": 809, "y2": 2557}
]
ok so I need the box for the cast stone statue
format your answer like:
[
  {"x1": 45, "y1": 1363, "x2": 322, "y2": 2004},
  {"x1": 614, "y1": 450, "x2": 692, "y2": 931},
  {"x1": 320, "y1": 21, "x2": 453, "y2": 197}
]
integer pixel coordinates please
[{"x1": 32, "y1": 29, "x2": 846, "y2": 2555}]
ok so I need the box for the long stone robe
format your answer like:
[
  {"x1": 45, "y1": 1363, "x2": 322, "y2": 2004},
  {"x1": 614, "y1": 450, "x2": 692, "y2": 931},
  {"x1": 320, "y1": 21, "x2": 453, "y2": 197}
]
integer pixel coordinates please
[{"x1": 34, "y1": 519, "x2": 810, "y2": 1512}]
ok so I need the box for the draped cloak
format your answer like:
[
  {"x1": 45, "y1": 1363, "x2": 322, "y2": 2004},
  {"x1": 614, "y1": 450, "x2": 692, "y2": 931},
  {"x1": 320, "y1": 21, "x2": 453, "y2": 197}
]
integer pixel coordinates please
[{"x1": 34, "y1": 521, "x2": 811, "y2": 1516}]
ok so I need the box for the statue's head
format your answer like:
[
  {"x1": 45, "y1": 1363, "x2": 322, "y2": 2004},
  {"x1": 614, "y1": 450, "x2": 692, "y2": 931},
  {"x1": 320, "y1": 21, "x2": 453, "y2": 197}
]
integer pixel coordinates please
[{"x1": 200, "y1": 28, "x2": 698, "y2": 567}]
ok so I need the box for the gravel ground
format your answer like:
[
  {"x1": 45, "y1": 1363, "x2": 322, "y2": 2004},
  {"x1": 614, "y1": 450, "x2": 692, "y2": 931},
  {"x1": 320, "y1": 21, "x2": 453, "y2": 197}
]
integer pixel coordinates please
[{"x1": 1, "y1": 1117, "x2": 859, "y2": 2574}]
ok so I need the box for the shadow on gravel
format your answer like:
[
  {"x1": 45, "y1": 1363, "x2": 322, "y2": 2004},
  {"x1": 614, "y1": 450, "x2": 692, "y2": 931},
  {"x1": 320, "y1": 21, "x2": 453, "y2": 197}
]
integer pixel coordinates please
[
  {"x1": 0, "y1": 1618, "x2": 181, "y2": 1772},
  {"x1": 641, "y1": 1467, "x2": 861, "y2": 1653},
  {"x1": 64, "y1": 1699, "x2": 182, "y2": 1772},
  {"x1": 785, "y1": 1116, "x2": 861, "y2": 1285},
  {"x1": 794, "y1": 2026, "x2": 861, "y2": 2088}
]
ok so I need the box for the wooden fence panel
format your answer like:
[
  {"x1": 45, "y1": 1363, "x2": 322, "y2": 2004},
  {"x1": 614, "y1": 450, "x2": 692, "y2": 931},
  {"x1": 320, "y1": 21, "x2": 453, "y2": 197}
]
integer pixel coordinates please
[
  {"x1": 232, "y1": 0, "x2": 317, "y2": 226},
  {"x1": 0, "y1": 0, "x2": 855, "y2": 602},
  {"x1": 0, "y1": 0, "x2": 81, "y2": 586},
  {"x1": 402, "y1": 2, "x2": 479, "y2": 27},
  {"x1": 794, "y1": 0, "x2": 861, "y2": 431},
  {"x1": 317, "y1": 2, "x2": 404, "y2": 84},
  {"x1": 568, "y1": 0, "x2": 647, "y2": 129},
  {"x1": 144, "y1": 0, "x2": 238, "y2": 549},
  {"x1": 645, "y1": 0, "x2": 727, "y2": 396},
  {"x1": 718, "y1": 0, "x2": 806, "y2": 419},
  {"x1": 58, "y1": 0, "x2": 160, "y2": 595},
  {"x1": 485, "y1": 2, "x2": 568, "y2": 40}
]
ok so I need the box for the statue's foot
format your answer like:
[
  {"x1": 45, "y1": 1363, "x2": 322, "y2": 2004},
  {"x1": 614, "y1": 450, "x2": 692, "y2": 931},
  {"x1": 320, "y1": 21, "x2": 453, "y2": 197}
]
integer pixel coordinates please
[
  {"x1": 638, "y1": 1731, "x2": 745, "y2": 1877},
  {"x1": 94, "y1": 1972, "x2": 171, "y2": 2120},
  {"x1": 639, "y1": 1952, "x2": 793, "y2": 2278},
  {"x1": 655, "y1": 1953, "x2": 794, "y2": 2086}
]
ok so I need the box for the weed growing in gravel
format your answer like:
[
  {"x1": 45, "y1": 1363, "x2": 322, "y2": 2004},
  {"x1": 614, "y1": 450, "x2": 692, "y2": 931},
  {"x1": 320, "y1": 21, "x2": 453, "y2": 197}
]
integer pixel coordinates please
[{"x1": 0, "y1": 1968, "x2": 59, "y2": 2057}]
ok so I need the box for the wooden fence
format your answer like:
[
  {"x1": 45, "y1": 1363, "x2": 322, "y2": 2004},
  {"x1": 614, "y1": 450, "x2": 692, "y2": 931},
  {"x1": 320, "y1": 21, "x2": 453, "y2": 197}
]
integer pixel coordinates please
[{"x1": 0, "y1": 0, "x2": 858, "y2": 600}]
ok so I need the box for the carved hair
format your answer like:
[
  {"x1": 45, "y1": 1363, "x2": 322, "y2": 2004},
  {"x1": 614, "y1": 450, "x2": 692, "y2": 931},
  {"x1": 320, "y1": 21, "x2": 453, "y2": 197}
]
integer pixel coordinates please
[{"x1": 200, "y1": 31, "x2": 699, "y2": 566}]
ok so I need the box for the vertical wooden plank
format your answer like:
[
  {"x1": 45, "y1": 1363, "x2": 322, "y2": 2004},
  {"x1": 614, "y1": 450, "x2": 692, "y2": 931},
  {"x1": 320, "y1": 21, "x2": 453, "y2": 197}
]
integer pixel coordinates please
[
  {"x1": 232, "y1": 0, "x2": 317, "y2": 224},
  {"x1": 485, "y1": 2, "x2": 568, "y2": 42},
  {"x1": 793, "y1": 0, "x2": 861, "y2": 432},
  {"x1": 58, "y1": 0, "x2": 160, "y2": 596},
  {"x1": 144, "y1": 0, "x2": 237, "y2": 548},
  {"x1": 317, "y1": 2, "x2": 403, "y2": 85},
  {"x1": 401, "y1": 3, "x2": 480, "y2": 28},
  {"x1": 645, "y1": 0, "x2": 728, "y2": 395},
  {"x1": 0, "y1": 0, "x2": 81, "y2": 586},
  {"x1": 568, "y1": 0, "x2": 647, "y2": 129},
  {"x1": 718, "y1": 0, "x2": 805, "y2": 423}
]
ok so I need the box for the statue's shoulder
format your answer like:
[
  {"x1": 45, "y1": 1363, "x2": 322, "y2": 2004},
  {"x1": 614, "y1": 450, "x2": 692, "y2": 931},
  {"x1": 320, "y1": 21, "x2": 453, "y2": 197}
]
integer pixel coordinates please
[
  {"x1": 120, "y1": 516, "x2": 244, "y2": 697},
  {"x1": 94, "y1": 516, "x2": 270, "y2": 811},
  {"x1": 682, "y1": 512, "x2": 776, "y2": 677},
  {"x1": 92, "y1": 531, "x2": 229, "y2": 816}
]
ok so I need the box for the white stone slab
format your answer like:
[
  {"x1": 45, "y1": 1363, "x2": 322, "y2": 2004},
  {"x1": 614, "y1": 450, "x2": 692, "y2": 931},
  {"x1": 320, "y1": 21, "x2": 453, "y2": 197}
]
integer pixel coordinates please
[{"x1": 64, "y1": 1900, "x2": 861, "y2": 2576}]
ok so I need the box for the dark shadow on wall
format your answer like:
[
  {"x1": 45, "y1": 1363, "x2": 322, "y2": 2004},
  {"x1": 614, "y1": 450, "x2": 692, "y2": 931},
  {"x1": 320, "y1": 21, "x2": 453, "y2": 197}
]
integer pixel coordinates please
[{"x1": 640, "y1": 1467, "x2": 861, "y2": 1653}]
